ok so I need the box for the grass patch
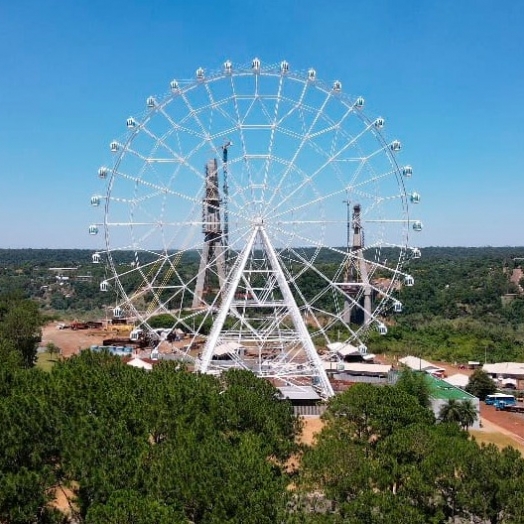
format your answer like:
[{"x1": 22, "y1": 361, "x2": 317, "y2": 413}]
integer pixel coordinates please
[
  {"x1": 470, "y1": 430, "x2": 524, "y2": 454},
  {"x1": 36, "y1": 352, "x2": 59, "y2": 372}
]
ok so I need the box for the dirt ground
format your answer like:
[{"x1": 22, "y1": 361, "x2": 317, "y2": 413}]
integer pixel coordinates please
[
  {"x1": 300, "y1": 417, "x2": 324, "y2": 446},
  {"x1": 41, "y1": 322, "x2": 123, "y2": 357},
  {"x1": 479, "y1": 404, "x2": 524, "y2": 445}
]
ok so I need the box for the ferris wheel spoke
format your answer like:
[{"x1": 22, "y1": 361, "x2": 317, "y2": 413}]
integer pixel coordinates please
[
  {"x1": 228, "y1": 75, "x2": 256, "y2": 191},
  {"x1": 274, "y1": 78, "x2": 310, "y2": 128},
  {"x1": 137, "y1": 125, "x2": 207, "y2": 182},
  {"x1": 270, "y1": 124, "x2": 385, "y2": 217},
  {"x1": 261, "y1": 74, "x2": 285, "y2": 211},
  {"x1": 265, "y1": 89, "x2": 333, "y2": 211},
  {"x1": 112, "y1": 169, "x2": 205, "y2": 208},
  {"x1": 271, "y1": 186, "x2": 347, "y2": 222}
]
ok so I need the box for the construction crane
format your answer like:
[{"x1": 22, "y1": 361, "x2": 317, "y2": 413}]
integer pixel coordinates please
[
  {"x1": 342, "y1": 202, "x2": 372, "y2": 325},
  {"x1": 192, "y1": 159, "x2": 226, "y2": 308},
  {"x1": 221, "y1": 140, "x2": 232, "y2": 263}
]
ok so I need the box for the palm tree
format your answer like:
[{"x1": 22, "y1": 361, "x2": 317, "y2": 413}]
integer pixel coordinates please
[
  {"x1": 439, "y1": 399, "x2": 463, "y2": 425},
  {"x1": 438, "y1": 399, "x2": 478, "y2": 430},
  {"x1": 457, "y1": 399, "x2": 478, "y2": 430}
]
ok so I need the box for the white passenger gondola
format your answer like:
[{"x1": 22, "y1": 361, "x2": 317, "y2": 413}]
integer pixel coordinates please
[
  {"x1": 113, "y1": 306, "x2": 123, "y2": 318},
  {"x1": 393, "y1": 301, "x2": 403, "y2": 313},
  {"x1": 374, "y1": 117, "x2": 385, "y2": 129},
  {"x1": 223, "y1": 60, "x2": 233, "y2": 75},
  {"x1": 390, "y1": 140, "x2": 402, "y2": 152},
  {"x1": 410, "y1": 192, "x2": 421, "y2": 204},
  {"x1": 130, "y1": 328, "x2": 142, "y2": 341}
]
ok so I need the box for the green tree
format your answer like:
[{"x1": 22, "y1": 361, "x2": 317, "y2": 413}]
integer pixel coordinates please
[
  {"x1": 439, "y1": 399, "x2": 478, "y2": 430},
  {"x1": 46, "y1": 341, "x2": 61, "y2": 358},
  {"x1": 341, "y1": 491, "x2": 429, "y2": 524},
  {"x1": 85, "y1": 489, "x2": 187, "y2": 524},
  {"x1": 0, "y1": 367, "x2": 61, "y2": 524},
  {"x1": 465, "y1": 369, "x2": 497, "y2": 400},
  {"x1": 395, "y1": 369, "x2": 431, "y2": 408},
  {"x1": 0, "y1": 293, "x2": 43, "y2": 367},
  {"x1": 458, "y1": 399, "x2": 478, "y2": 430},
  {"x1": 219, "y1": 369, "x2": 301, "y2": 460},
  {"x1": 438, "y1": 399, "x2": 464, "y2": 425},
  {"x1": 324, "y1": 383, "x2": 434, "y2": 447}
]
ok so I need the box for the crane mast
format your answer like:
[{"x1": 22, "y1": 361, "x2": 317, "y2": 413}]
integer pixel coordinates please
[{"x1": 221, "y1": 141, "x2": 232, "y2": 262}]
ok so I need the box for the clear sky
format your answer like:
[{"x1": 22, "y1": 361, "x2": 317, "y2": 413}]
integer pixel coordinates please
[{"x1": 0, "y1": 0, "x2": 523, "y2": 248}]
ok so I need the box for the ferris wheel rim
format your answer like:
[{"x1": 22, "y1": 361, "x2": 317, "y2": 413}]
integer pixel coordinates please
[{"x1": 90, "y1": 59, "x2": 422, "y2": 395}]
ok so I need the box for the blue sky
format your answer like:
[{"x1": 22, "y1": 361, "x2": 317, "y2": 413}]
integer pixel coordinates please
[{"x1": 0, "y1": 0, "x2": 523, "y2": 248}]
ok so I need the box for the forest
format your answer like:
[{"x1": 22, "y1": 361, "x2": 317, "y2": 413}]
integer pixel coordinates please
[
  {"x1": 2, "y1": 250, "x2": 524, "y2": 522},
  {"x1": 2, "y1": 246, "x2": 524, "y2": 363},
  {"x1": 1, "y1": 312, "x2": 524, "y2": 523}
]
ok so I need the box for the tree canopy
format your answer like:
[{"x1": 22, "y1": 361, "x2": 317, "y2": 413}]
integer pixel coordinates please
[
  {"x1": 465, "y1": 369, "x2": 497, "y2": 400},
  {"x1": 0, "y1": 292, "x2": 43, "y2": 367},
  {"x1": 299, "y1": 383, "x2": 524, "y2": 523}
]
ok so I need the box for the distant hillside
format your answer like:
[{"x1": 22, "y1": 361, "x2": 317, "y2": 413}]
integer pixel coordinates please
[{"x1": 2, "y1": 247, "x2": 524, "y2": 363}]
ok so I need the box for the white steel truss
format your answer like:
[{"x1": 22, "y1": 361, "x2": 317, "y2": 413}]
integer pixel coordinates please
[{"x1": 197, "y1": 222, "x2": 334, "y2": 398}]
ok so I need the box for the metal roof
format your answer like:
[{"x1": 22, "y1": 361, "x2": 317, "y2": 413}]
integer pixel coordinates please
[
  {"x1": 425, "y1": 374, "x2": 477, "y2": 401},
  {"x1": 214, "y1": 341, "x2": 243, "y2": 356},
  {"x1": 278, "y1": 386, "x2": 321, "y2": 401},
  {"x1": 483, "y1": 362, "x2": 524, "y2": 377},
  {"x1": 324, "y1": 362, "x2": 391, "y2": 375},
  {"x1": 326, "y1": 342, "x2": 361, "y2": 357},
  {"x1": 443, "y1": 373, "x2": 470, "y2": 388},
  {"x1": 399, "y1": 355, "x2": 445, "y2": 373}
]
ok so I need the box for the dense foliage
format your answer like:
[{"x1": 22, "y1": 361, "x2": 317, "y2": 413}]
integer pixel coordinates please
[
  {"x1": 2, "y1": 246, "x2": 524, "y2": 362},
  {"x1": 0, "y1": 337, "x2": 523, "y2": 522},
  {"x1": 367, "y1": 247, "x2": 524, "y2": 363},
  {"x1": 0, "y1": 292, "x2": 43, "y2": 367},
  {"x1": 298, "y1": 384, "x2": 524, "y2": 523},
  {"x1": 0, "y1": 351, "x2": 300, "y2": 523}
]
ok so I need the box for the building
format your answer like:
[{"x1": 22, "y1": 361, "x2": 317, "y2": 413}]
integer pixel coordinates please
[
  {"x1": 325, "y1": 342, "x2": 375, "y2": 362},
  {"x1": 399, "y1": 355, "x2": 446, "y2": 378},
  {"x1": 483, "y1": 362, "x2": 524, "y2": 389},
  {"x1": 443, "y1": 373, "x2": 470, "y2": 389},
  {"x1": 324, "y1": 361, "x2": 392, "y2": 384},
  {"x1": 278, "y1": 385, "x2": 324, "y2": 416},
  {"x1": 425, "y1": 374, "x2": 481, "y2": 429}
]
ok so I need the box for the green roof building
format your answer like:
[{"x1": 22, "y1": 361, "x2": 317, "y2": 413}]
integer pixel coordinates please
[{"x1": 425, "y1": 374, "x2": 480, "y2": 429}]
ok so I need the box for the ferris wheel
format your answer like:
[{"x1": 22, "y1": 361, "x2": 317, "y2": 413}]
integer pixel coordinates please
[{"x1": 89, "y1": 59, "x2": 422, "y2": 398}]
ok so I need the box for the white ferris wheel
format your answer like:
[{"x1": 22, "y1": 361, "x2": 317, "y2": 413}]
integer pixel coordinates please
[{"x1": 89, "y1": 59, "x2": 422, "y2": 398}]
